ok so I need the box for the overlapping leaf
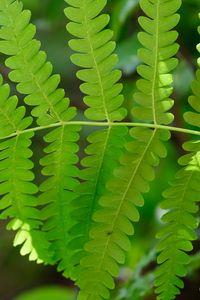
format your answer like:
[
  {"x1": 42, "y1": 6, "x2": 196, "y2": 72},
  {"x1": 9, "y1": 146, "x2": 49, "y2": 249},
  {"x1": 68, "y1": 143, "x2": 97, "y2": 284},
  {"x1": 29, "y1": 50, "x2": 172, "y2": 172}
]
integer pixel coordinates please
[
  {"x1": 73, "y1": 0, "x2": 181, "y2": 298},
  {"x1": 63, "y1": 126, "x2": 128, "y2": 280},
  {"x1": 77, "y1": 128, "x2": 170, "y2": 300},
  {"x1": 184, "y1": 13, "x2": 200, "y2": 128},
  {"x1": 0, "y1": 1, "x2": 198, "y2": 300},
  {"x1": 155, "y1": 152, "x2": 200, "y2": 300},
  {"x1": 155, "y1": 12, "x2": 200, "y2": 300},
  {"x1": 65, "y1": 0, "x2": 127, "y2": 122},
  {"x1": 133, "y1": 0, "x2": 181, "y2": 124},
  {"x1": 0, "y1": 75, "x2": 51, "y2": 263},
  {"x1": 64, "y1": 0, "x2": 128, "y2": 280},
  {"x1": 0, "y1": 0, "x2": 80, "y2": 269}
]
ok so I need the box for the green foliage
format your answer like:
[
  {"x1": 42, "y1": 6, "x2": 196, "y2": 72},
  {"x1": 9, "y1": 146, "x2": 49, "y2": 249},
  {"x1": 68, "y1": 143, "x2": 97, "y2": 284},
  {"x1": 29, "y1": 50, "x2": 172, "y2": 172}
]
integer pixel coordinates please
[
  {"x1": 64, "y1": 0, "x2": 181, "y2": 298},
  {"x1": 133, "y1": 0, "x2": 180, "y2": 125},
  {"x1": 64, "y1": 0, "x2": 128, "y2": 281},
  {"x1": 155, "y1": 13, "x2": 200, "y2": 300},
  {"x1": 0, "y1": 0, "x2": 80, "y2": 270},
  {"x1": 65, "y1": 0, "x2": 127, "y2": 122},
  {"x1": 0, "y1": 74, "x2": 51, "y2": 263},
  {"x1": 0, "y1": 1, "x2": 199, "y2": 300},
  {"x1": 155, "y1": 157, "x2": 200, "y2": 299},
  {"x1": 76, "y1": 128, "x2": 170, "y2": 300},
  {"x1": 184, "y1": 13, "x2": 200, "y2": 127}
]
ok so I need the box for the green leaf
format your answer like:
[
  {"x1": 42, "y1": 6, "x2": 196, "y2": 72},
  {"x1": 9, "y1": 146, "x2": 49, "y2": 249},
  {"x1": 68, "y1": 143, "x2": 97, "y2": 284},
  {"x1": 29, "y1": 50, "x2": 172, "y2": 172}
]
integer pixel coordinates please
[
  {"x1": 0, "y1": 75, "x2": 52, "y2": 264},
  {"x1": 65, "y1": 0, "x2": 127, "y2": 122},
  {"x1": 0, "y1": 0, "x2": 80, "y2": 269},
  {"x1": 76, "y1": 127, "x2": 170, "y2": 300},
  {"x1": 133, "y1": 0, "x2": 181, "y2": 125},
  {"x1": 64, "y1": 0, "x2": 128, "y2": 281},
  {"x1": 155, "y1": 12, "x2": 200, "y2": 300}
]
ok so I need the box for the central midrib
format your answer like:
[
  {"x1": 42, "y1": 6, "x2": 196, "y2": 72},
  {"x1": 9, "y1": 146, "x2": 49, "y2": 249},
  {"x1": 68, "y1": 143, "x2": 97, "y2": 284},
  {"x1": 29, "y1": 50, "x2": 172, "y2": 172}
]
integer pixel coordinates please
[
  {"x1": 84, "y1": 127, "x2": 112, "y2": 237},
  {"x1": 151, "y1": 0, "x2": 160, "y2": 125}
]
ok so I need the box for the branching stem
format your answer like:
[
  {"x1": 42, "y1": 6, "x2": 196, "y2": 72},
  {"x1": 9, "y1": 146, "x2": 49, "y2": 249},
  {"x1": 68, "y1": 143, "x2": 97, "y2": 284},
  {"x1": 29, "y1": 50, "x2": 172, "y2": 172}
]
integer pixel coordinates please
[{"x1": 2, "y1": 121, "x2": 199, "y2": 140}]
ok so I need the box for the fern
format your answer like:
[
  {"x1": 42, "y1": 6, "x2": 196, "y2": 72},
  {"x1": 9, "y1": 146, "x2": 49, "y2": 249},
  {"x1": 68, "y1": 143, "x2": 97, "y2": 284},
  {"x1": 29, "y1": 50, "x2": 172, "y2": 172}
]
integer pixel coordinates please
[
  {"x1": 0, "y1": 74, "x2": 51, "y2": 263},
  {"x1": 74, "y1": 0, "x2": 181, "y2": 299},
  {"x1": 65, "y1": 0, "x2": 127, "y2": 122},
  {"x1": 64, "y1": 126, "x2": 128, "y2": 280},
  {"x1": 76, "y1": 129, "x2": 170, "y2": 300},
  {"x1": 0, "y1": 0, "x2": 80, "y2": 268},
  {"x1": 133, "y1": 0, "x2": 180, "y2": 125},
  {"x1": 0, "y1": 1, "x2": 199, "y2": 300},
  {"x1": 64, "y1": 0, "x2": 128, "y2": 279},
  {"x1": 155, "y1": 13, "x2": 200, "y2": 300}
]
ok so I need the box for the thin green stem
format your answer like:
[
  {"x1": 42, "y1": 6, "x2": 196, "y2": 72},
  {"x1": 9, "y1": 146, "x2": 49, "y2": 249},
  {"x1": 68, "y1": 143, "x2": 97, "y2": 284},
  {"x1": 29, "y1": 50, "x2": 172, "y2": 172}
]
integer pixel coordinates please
[{"x1": 1, "y1": 121, "x2": 200, "y2": 140}]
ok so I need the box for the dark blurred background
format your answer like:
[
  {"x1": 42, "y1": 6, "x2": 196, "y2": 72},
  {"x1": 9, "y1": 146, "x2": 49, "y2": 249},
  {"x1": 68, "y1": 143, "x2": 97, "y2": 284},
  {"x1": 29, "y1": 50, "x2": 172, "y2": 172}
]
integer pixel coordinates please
[{"x1": 0, "y1": 0, "x2": 200, "y2": 299}]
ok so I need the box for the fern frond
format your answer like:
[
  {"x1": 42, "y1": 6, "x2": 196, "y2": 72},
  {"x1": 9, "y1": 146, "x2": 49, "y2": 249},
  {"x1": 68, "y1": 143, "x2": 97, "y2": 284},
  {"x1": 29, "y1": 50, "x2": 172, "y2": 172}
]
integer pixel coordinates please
[
  {"x1": 0, "y1": 0, "x2": 80, "y2": 269},
  {"x1": 63, "y1": 126, "x2": 128, "y2": 280},
  {"x1": 155, "y1": 154, "x2": 200, "y2": 300},
  {"x1": 133, "y1": 0, "x2": 181, "y2": 125},
  {"x1": 155, "y1": 13, "x2": 200, "y2": 300},
  {"x1": 184, "y1": 12, "x2": 200, "y2": 128},
  {"x1": 65, "y1": 0, "x2": 127, "y2": 122},
  {"x1": 76, "y1": 128, "x2": 169, "y2": 300},
  {"x1": 0, "y1": 0, "x2": 76, "y2": 126},
  {"x1": 63, "y1": 0, "x2": 128, "y2": 279},
  {"x1": 39, "y1": 124, "x2": 81, "y2": 269},
  {"x1": 0, "y1": 75, "x2": 51, "y2": 263},
  {"x1": 74, "y1": 0, "x2": 181, "y2": 298}
]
